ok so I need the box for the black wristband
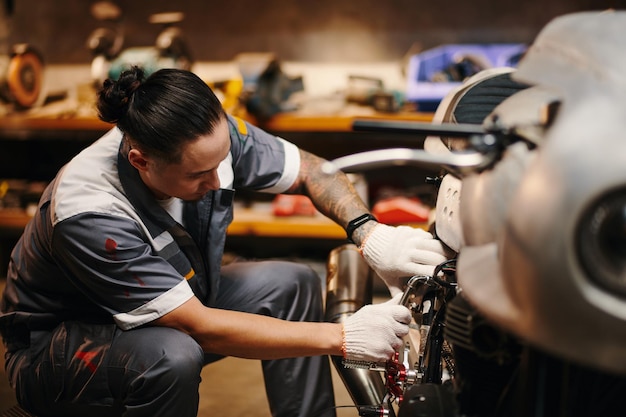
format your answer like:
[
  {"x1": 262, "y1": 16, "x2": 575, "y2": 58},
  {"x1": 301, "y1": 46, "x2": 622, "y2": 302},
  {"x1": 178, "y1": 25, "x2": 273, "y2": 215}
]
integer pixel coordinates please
[{"x1": 346, "y1": 213, "x2": 377, "y2": 243}]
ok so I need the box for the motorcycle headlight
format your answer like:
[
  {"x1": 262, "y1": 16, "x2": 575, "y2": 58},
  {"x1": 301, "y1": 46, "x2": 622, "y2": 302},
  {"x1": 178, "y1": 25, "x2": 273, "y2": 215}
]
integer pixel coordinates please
[{"x1": 577, "y1": 188, "x2": 626, "y2": 296}]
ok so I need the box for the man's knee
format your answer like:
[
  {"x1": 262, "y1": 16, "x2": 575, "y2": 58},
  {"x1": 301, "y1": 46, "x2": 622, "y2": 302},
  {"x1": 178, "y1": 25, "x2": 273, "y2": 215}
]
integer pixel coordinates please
[
  {"x1": 219, "y1": 260, "x2": 325, "y2": 321},
  {"x1": 262, "y1": 261, "x2": 322, "y2": 294},
  {"x1": 264, "y1": 262, "x2": 324, "y2": 321},
  {"x1": 111, "y1": 326, "x2": 204, "y2": 388},
  {"x1": 274, "y1": 262, "x2": 322, "y2": 301},
  {"x1": 154, "y1": 328, "x2": 205, "y2": 380}
]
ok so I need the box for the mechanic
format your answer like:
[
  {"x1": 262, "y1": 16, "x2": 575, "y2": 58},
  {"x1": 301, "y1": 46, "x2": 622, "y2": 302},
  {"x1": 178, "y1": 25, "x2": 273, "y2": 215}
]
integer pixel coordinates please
[{"x1": 0, "y1": 67, "x2": 450, "y2": 417}]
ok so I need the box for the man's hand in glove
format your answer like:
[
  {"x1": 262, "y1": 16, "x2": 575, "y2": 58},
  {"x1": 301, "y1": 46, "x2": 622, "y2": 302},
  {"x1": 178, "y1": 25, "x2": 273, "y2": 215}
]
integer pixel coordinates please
[
  {"x1": 360, "y1": 223, "x2": 451, "y2": 296},
  {"x1": 342, "y1": 294, "x2": 411, "y2": 363}
]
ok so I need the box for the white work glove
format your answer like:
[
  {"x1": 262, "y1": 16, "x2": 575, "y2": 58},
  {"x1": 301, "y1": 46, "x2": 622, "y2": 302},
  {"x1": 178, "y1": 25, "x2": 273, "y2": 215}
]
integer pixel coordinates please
[
  {"x1": 342, "y1": 294, "x2": 411, "y2": 363},
  {"x1": 361, "y1": 223, "x2": 451, "y2": 297}
]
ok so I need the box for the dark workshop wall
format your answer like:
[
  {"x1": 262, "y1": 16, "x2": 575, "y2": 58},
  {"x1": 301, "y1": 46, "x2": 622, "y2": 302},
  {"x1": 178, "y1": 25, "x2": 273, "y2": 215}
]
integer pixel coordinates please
[{"x1": 5, "y1": 0, "x2": 625, "y2": 64}]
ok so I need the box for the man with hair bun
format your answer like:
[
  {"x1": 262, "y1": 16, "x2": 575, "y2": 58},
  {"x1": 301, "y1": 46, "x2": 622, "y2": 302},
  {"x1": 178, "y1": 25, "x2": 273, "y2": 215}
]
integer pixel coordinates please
[{"x1": 0, "y1": 67, "x2": 449, "y2": 417}]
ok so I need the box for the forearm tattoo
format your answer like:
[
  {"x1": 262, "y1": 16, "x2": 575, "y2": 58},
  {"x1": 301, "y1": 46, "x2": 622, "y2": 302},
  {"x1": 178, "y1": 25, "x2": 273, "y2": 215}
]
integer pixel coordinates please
[{"x1": 287, "y1": 150, "x2": 371, "y2": 229}]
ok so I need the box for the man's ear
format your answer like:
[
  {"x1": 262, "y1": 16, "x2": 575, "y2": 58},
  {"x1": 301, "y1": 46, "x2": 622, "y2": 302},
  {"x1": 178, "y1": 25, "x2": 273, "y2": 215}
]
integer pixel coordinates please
[{"x1": 127, "y1": 148, "x2": 150, "y2": 171}]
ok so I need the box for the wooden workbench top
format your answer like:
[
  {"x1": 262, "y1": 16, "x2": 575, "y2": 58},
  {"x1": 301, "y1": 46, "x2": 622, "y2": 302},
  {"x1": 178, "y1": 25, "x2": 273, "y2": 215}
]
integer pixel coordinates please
[
  {"x1": 0, "y1": 102, "x2": 432, "y2": 135},
  {"x1": 0, "y1": 203, "x2": 427, "y2": 241},
  {"x1": 0, "y1": 204, "x2": 347, "y2": 240}
]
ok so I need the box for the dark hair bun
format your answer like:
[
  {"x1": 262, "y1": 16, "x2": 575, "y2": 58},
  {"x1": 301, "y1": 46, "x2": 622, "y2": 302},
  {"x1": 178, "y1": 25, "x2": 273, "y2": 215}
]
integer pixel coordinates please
[{"x1": 97, "y1": 66, "x2": 145, "y2": 124}]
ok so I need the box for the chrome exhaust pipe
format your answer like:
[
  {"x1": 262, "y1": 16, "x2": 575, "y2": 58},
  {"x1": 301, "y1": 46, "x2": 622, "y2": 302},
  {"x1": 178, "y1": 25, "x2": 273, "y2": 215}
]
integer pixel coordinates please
[{"x1": 324, "y1": 244, "x2": 387, "y2": 408}]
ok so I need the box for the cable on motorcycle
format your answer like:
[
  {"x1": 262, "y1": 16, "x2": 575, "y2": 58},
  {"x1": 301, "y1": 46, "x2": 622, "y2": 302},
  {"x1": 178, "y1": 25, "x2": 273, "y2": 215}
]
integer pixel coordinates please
[{"x1": 432, "y1": 258, "x2": 457, "y2": 289}]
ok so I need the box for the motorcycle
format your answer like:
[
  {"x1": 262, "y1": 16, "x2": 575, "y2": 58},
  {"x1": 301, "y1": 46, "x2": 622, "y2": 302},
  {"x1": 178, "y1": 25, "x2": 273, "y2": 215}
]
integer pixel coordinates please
[{"x1": 324, "y1": 10, "x2": 626, "y2": 417}]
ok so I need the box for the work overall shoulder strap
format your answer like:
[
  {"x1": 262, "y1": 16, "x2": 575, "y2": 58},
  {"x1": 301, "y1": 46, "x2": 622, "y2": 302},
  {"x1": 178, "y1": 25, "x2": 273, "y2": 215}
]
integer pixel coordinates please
[{"x1": 116, "y1": 145, "x2": 210, "y2": 300}]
